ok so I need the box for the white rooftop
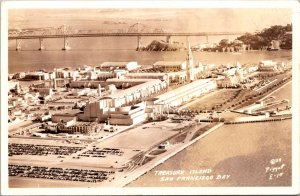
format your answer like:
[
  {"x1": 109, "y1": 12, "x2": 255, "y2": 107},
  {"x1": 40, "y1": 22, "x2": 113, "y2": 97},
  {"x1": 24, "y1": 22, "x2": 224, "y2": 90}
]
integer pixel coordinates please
[
  {"x1": 109, "y1": 79, "x2": 162, "y2": 98},
  {"x1": 126, "y1": 73, "x2": 167, "y2": 76},
  {"x1": 153, "y1": 61, "x2": 185, "y2": 66}
]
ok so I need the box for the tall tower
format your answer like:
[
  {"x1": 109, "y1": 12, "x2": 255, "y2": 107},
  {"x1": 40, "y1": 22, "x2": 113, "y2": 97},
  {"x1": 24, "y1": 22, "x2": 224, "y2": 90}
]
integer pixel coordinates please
[
  {"x1": 53, "y1": 78, "x2": 57, "y2": 89},
  {"x1": 98, "y1": 84, "x2": 102, "y2": 97},
  {"x1": 186, "y1": 37, "x2": 194, "y2": 83}
]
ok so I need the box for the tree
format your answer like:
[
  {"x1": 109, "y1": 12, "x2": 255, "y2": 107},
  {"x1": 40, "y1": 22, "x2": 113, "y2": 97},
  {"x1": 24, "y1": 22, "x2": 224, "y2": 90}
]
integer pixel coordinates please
[
  {"x1": 280, "y1": 33, "x2": 292, "y2": 49},
  {"x1": 236, "y1": 24, "x2": 292, "y2": 50},
  {"x1": 219, "y1": 39, "x2": 230, "y2": 47}
]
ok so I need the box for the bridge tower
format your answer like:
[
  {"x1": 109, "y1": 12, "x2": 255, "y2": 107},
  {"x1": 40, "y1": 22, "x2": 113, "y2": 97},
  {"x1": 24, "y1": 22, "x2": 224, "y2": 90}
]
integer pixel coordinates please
[
  {"x1": 186, "y1": 37, "x2": 193, "y2": 83},
  {"x1": 58, "y1": 25, "x2": 71, "y2": 50},
  {"x1": 129, "y1": 22, "x2": 143, "y2": 51},
  {"x1": 166, "y1": 36, "x2": 173, "y2": 44},
  {"x1": 62, "y1": 37, "x2": 70, "y2": 50},
  {"x1": 15, "y1": 39, "x2": 21, "y2": 51},
  {"x1": 137, "y1": 36, "x2": 143, "y2": 51},
  {"x1": 38, "y1": 38, "x2": 45, "y2": 50},
  {"x1": 136, "y1": 23, "x2": 143, "y2": 51}
]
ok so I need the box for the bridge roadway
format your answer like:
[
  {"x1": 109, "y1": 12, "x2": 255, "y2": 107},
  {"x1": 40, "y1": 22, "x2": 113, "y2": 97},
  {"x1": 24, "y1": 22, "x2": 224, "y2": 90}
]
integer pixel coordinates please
[{"x1": 9, "y1": 32, "x2": 247, "y2": 40}]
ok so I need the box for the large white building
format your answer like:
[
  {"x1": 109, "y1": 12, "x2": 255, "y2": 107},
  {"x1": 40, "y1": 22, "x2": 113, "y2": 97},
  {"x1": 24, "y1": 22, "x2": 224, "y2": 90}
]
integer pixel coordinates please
[
  {"x1": 78, "y1": 99, "x2": 147, "y2": 125},
  {"x1": 78, "y1": 99, "x2": 110, "y2": 122},
  {"x1": 77, "y1": 78, "x2": 167, "y2": 124},
  {"x1": 107, "y1": 78, "x2": 168, "y2": 107},
  {"x1": 152, "y1": 79, "x2": 217, "y2": 107}
]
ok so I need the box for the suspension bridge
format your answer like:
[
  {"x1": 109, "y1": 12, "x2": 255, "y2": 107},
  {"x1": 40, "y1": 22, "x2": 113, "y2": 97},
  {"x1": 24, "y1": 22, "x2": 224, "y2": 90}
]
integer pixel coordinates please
[{"x1": 8, "y1": 23, "x2": 248, "y2": 51}]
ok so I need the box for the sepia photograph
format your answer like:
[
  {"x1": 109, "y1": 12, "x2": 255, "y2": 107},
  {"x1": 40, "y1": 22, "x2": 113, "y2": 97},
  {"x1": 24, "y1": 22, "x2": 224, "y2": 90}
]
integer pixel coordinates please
[{"x1": 1, "y1": 0, "x2": 299, "y2": 195}]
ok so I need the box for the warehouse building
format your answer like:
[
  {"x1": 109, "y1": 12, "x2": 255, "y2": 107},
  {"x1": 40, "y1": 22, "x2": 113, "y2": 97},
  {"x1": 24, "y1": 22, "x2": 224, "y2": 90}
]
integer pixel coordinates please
[{"x1": 152, "y1": 79, "x2": 217, "y2": 107}]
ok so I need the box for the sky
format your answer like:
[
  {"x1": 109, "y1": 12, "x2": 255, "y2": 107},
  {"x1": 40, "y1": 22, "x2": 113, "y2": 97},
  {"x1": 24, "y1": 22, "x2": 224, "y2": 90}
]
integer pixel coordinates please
[{"x1": 8, "y1": 8, "x2": 292, "y2": 33}]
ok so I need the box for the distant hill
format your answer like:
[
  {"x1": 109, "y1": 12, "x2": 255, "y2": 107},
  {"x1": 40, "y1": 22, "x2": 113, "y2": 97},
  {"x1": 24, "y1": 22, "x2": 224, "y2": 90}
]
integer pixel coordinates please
[
  {"x1": 140, "y1": 40, "x2": 185, "y2": 51},
  {"x1": 237, "y1": 24, "x2": 292, "y2": 50}
]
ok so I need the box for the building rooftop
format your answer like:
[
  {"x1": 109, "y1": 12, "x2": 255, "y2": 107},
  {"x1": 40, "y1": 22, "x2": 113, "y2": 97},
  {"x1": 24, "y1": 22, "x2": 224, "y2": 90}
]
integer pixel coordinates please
[
  {"x1": 153, "y1": 61, "x2": 185, "y2": 66},
  {"x1": 107, "y1": 78, "x2": 160, "y2": 83},
  {"x1": 100, "y1": 62, "x2": 136, "y2": 67},
  {"x1": 53, "y1": 109, "x2": 82, "y2": 116},
  {"x1": 155, "y1": 79, "x2": 213, "y2": 102},
  {"x1": 109, "y1": 79, "x2": 162, "y2": 99},
  {"x1": 26, "y1": 72, "x2": 46, "y2": 76},
  {"x1": 126, "y1": 72, "x2": 167, "y2": 76}
]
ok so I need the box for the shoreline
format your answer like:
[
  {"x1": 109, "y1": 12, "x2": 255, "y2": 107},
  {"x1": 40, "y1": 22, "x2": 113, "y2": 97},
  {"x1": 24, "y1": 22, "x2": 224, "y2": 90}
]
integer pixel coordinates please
[{"x1": 122, "y1": 123, "x2": 224, "y2": 187}]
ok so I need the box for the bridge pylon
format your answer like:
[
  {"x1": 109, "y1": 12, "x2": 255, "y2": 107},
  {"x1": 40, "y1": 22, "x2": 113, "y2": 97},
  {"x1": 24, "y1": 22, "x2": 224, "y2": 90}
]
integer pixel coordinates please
[
  {"x1": 206, "y1": 35, "x2": 209, "y2": 43},
  {"x1": 38, "y1": 38, "x2": 45, "y2": 50},
  {"x1": 15, "y1": 39, "x2": 21, "y2": 51},
  {"x1": 136, "y1": 36, "x2": 143, "y2": 51},
  {"x1": 62, "y1": 37, "x2": 70, "y2": 50}
]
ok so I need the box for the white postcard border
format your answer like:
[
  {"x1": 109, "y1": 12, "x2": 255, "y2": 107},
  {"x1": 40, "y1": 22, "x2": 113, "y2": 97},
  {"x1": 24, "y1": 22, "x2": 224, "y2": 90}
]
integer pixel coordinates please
[{"x1": 1, "y1": 0, "x2": 299, "y2": 195}]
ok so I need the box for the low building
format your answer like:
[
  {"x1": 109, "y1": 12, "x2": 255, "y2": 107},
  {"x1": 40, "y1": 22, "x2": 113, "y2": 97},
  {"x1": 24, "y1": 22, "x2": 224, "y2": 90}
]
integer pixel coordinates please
[
  {"x1": 70, "y1": 88, "x2": 98, "y2": 96},
  {"x1": 56, "y1": 121, "x2": 100, "y2": 134},
  {"x1": 39, "y1": 114, "x2": 52, "y2": 122},
  {"x1": 69, "y1": 80, "x2": 103, "y2": 88},
  {"x1": 192, "y1": 43, "x2": 218, "y2": 51},
  {"x1": 23, "y1": 72, "x2": 49, "y2": 80},
  {"x1": 36, "y1": 88, "x2": 53, "y2": 96},
  {"x1": 217, "y1": 75, "x2": 240, "y2": 88},
  {"x1": 51, "y1": 110, "x2": 81, "y2": 123},
  {"x1": 125, "y1": 72, "x2": 168, "y2": 81},
  {"x1": 9, "y1": 80, "x2": 20, "y2": 92},
  {"x1": 95, "y1": 72, "x2": 116, "y2": 81},
  {"x1": 153, "y1": 61, "x2": 187, "y2": 72},
  {"x1": 55, "y1": 69, "x2": 69, "y2": 78},
  {"x1": 258, "y1": 60, "x2": 278, "y2": 71},
  {"x1": 204, "y1": 64, "x2": 216, "y2": 71},
  {"x1": 12, "y1": 72, "x2": 26, "y2": 79},
  {"x1": 109, "y1": 103, "x2": 146, "y2": 125},
  {"x1": 100, "y1": 61, "x2": 139, "y2": 71},
  {"x1": 48, "y1": 72, "x2": 56, "y2": 79}
]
